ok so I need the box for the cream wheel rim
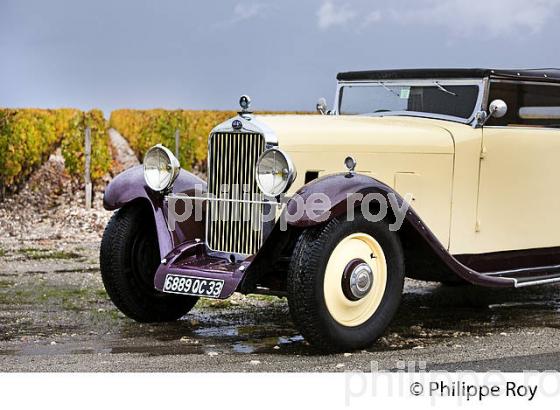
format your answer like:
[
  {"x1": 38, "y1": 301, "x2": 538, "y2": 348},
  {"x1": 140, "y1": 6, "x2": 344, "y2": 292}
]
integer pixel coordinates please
[{"x1": 323, "y1": 232, "x2": 388, "y2": 327}]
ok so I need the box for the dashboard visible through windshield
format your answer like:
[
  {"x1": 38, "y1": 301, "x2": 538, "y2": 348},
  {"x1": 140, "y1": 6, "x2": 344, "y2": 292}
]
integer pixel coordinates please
[{"x1": 338, "y1": 81, "x2": 481, "y2": 120}]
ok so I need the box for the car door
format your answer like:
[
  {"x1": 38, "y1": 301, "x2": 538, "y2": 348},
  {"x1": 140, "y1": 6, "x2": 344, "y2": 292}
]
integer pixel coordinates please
[{"x1": 476, "y1": 80, "x2": 560, "y2": 253}]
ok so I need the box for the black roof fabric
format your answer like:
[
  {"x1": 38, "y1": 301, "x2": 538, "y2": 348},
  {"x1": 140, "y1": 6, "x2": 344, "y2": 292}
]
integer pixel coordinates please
[{"x1": 336, "y1": 68, "x2": 560, "y2": 83}]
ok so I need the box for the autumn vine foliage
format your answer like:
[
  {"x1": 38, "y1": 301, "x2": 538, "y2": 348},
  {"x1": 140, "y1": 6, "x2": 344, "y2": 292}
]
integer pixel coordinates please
[
  {"x1": 59, "y1": 109, "x2": 111, "y2": 182},
  {"x1": 109, "y1": 109, "x2": 237, "y2": 170},
  {"x1": 109, "y1": 109, "x2": 312, "y2": 171},
  {"x1": 0, "y1": 108, "x2": 310, "y2": 195},
  {"x1": 0, "y1": 108, "x2": 111, "y2": 194}
]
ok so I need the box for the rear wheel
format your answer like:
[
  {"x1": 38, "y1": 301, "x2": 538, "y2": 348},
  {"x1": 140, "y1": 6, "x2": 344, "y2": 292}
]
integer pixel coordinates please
[
  {"x1": 287, "y1": 213, "x2": 405, "y2": 352},
  {"x1": 100, "y1": 202, "x2": 198, "y2": 322}
]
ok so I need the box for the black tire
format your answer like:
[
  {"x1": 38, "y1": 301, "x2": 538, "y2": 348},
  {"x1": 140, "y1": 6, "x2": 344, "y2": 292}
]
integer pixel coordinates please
[
  {"x1": 287, "y1": 213, "x2": 405, "y2": 352},
  {"x1": 100, "y1": 202, "x2": 198, "y2": 322}
]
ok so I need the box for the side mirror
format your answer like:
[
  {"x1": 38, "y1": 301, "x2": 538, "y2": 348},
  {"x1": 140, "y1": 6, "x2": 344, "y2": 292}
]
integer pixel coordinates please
[
  {"x1": 316, "y1": 97, "x2": 328, "y2": 115},
  {"x1": 476, "y1": 99, "x2": 508, "y2": 126},
  {"x1": 489, "y1": 99, "x2": 507, "y2": 118}
]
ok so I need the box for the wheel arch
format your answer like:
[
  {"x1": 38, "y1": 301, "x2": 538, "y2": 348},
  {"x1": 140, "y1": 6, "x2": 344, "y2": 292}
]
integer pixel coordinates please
[{"x1": 103, "y1": 165, "x2": 206, "y2": 258}]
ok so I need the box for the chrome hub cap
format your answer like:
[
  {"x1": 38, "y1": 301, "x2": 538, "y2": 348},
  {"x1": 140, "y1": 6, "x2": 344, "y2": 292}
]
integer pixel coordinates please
[
  {"x1": 351, "y1": 263, "x2": 374, "y2": 298},
  {"x1": 342, "y1": 259, "x2": 374, "y2": 301}
]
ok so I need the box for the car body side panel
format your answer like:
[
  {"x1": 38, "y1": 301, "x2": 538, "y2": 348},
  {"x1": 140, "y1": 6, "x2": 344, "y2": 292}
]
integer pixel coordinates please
[
  {"x1": 103, "y1": 165, "x2": 206, "y2": 258},
  {"x1": 437, "y1": 123, "x2": 484, "y2": 254},
  {"x1": 475, "y1": 126, "x2": 560, "y2": 253},
  {"x1": 285, "y1": 152, "x2": 455, "y2": 247}
]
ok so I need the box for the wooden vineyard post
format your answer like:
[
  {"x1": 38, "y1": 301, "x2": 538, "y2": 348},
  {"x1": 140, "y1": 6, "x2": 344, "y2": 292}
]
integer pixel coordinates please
[
  {"x1": 175, "y1": 128, "x2": 180, "y2": 160},
  {"x1": 84, "y1": 126, "x2": 92, "y2": 209}
]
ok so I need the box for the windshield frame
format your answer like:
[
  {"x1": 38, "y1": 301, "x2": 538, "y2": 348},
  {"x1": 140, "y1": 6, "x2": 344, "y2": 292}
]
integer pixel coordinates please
[{"x1": 334, "y1": 78, "x2": 486, "y2": 125}]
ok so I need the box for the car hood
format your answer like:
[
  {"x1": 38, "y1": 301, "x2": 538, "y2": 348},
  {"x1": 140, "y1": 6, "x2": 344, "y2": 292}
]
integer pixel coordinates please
[{"x1": 255, "y1": 114, "x2": 457, "y2": 154}]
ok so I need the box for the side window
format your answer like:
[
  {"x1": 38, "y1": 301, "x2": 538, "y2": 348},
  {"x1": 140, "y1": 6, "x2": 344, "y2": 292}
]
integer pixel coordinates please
[{"x1": 487, "y1": 81, "x2": 560, "y2": 128}]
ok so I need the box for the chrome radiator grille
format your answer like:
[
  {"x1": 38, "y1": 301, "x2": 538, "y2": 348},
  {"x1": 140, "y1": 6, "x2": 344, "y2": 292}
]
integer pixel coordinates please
[{"x1": 207, "y1": 132, "x2": 266, "y2": 255}]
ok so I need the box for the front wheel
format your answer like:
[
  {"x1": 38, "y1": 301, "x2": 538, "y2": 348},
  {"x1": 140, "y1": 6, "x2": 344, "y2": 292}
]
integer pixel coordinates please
[
  {"x1": 100, "y1": 202, "x2": 198, "y2": 322},
  {"x1": 287, "y1": 214, "x2": 405, "y2": 352}
]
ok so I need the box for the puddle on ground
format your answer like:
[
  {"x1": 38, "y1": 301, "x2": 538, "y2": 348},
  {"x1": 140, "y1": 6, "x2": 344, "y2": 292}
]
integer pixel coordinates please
[
  {"x1": 194, "y1": 325, "x2": 239, "y2": 338},
  {"x1": 110, "y1": 344, "x2": 203, "y2": 356},
  {"x1": 2, "y1": 282, "x2": 560, "y2": 357},
  {"x1": 398, "y1": 283, "x2": 560, "y2": 331},
  {"x1": 232, "y1": 335, "x2": 306, "y2": 354}
]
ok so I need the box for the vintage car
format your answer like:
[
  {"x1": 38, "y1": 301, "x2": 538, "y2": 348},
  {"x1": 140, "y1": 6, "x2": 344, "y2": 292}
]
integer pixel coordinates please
[{"x1": 101, "y1": 68, "x2": 560, "y2": 352}]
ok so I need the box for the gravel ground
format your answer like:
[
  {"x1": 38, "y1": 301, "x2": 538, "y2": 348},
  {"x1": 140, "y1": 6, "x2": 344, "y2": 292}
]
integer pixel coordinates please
[
  {"x1": 1, "y1": 239, "x2": 559, "y2": 372},
  {"x1": 1, "y1": 133, "x2": 560, "y2": 372}
]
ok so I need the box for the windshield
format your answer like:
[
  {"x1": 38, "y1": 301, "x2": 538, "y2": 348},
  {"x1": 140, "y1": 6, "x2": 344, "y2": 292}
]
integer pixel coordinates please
[{"x1": 338, "y1": 82, "x2": 480, "y2": 120}]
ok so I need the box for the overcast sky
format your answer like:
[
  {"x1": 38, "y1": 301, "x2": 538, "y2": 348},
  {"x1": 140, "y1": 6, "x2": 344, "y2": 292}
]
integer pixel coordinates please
[{"x1": 1, "y1": 0, "x2": 560, "y2": 114}]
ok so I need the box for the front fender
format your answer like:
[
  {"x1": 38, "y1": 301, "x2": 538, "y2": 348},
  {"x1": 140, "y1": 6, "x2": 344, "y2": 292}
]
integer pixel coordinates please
[
  {"x1": 285, "y1": 173, "x2": 399, "y2": 228},
  {"x1": 103, "y1": 165, "x2": 206, "y2": 257},
  {"x1": 283, "y1": 173, "x2": 512, "y2": 288}
]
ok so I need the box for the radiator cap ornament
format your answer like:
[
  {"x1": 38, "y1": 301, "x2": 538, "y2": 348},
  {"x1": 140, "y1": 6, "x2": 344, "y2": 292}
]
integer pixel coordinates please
[{"x1": 239, "y1": 94, "x2": 251, "y2": 113}]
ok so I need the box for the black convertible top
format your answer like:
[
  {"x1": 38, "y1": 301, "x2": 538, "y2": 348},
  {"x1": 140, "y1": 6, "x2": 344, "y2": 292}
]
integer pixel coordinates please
[{"x1": 336, "y1": 68, "x2": 560, "y2": 83}]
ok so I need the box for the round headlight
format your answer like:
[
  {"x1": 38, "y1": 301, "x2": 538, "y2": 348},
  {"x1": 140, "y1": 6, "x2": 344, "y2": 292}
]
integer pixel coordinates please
[
  {"x1": 143, "y1": 144, "x2": 180, "y2": 192},
  {"x1": 256, "y1": 148, "x2": 296, "y2": 197}
]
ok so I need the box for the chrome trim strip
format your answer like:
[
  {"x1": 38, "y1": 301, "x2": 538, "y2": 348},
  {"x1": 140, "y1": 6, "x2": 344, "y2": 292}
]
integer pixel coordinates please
[
  {"x1": 363, "y1": 111, "x2": 474, "y2": 124},
  {"x1": 481, "y1": 77, "x2": 490, "y2": 111},
  {"x1": 483, "y1": 126, "x2": 560, "y2": 131},
  {"x1": 514, "y1": 276, "x2": 560, "y2": 288},
  {"x1": 519, "y1": 106, "x2": 560, "y2": 119},
  {"x1": 490, "y1": 78, "x2": 560, "y2": 87},
  {"x1": 482, "y1": 264, "x2": 560, "y2": 277},
  {"x1": 167, "y1": 193, "x2": 284, "y2": 206},
  {"x1": 210, "y1": 113, "x2": 278, "y2": 146}
]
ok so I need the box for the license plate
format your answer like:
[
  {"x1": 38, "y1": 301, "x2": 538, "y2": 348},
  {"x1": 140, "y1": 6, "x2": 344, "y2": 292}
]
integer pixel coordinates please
[{"x1": 162, "y1": 274, "x2": 224, "y2": 298}]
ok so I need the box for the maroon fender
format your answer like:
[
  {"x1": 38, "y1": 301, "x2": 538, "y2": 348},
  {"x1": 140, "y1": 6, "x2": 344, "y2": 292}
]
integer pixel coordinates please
[
  {"x1": 103, "y1": 165, "x2": 206, "y2": 258},
  {"x1": 285, "y1": 172, "x2": 398, "y2": 228},
  {"x1": 283, "y1": 173, "x2": 515, "y2": 288}
]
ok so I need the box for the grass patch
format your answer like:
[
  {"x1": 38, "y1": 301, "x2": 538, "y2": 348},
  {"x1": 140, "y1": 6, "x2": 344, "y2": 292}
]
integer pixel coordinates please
[
  {"x1": 0, "y1": 280, "x2": 110, "y2": 318},
  {"x1": 95, "y1": 308, "x2": 123, "y2": 321},
  {"x1": 196, "y1": 294, "x2": 282, "y2": 309},
  {"x1": 196, "y1": 298, "x2": 236, "y2": 309},
  {"x1": 0, "y1": 248, "x2": 6, "y2": 257},
  {"x1": 94, "y1": 288, "x2": 108, "y2": 299},
  {"x1": 246, "y1": 294, "x2": 281, "y2": 303},
  {"x1": 19, "y1": 247, "x2": 83, "y2": 260},
  {"x1": 39, "y1": 287, "x2": 105, "y2": 312},
  {"x1": 38, "y1": 287, "x2": 90, "y2": 301},
  {"x1": 0, "y1": 288, "x2": 35, "y2": 305},
  {"x1": 0, "y1": 280, "x2": 14, "y2": 289}
]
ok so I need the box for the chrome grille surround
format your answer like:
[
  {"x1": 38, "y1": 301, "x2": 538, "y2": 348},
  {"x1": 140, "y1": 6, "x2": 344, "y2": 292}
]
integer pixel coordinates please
[
  {"x1": 207, "y1": 131, "x2": 265, "y2": 255},
  {"x1": 205, "y1": 114, "x2": 277, "y2": 256}
]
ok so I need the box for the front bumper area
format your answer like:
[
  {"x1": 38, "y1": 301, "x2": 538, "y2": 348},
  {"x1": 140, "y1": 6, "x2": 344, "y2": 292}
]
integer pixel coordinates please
[{"x1": 153, "y1": 240, "x2": 252, "y2": 299}]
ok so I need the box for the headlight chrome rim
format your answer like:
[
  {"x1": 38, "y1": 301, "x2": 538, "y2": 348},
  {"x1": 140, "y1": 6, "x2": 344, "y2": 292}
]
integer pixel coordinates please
[
  {"x1": 143, "y1": 144, "x2": 180, "y2": 192},
  {"x1": 255, "y1": 148, "x2": 296, "y2": 197}
]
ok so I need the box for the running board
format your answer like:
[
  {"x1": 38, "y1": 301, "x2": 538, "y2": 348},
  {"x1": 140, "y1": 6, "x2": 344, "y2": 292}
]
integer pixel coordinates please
[
  {"x1": 481, "y1": 265, "x2": 560, "y2": 288},
  {"x1": 514, "y1": 274, "x2": 560, "y2": 288}
]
